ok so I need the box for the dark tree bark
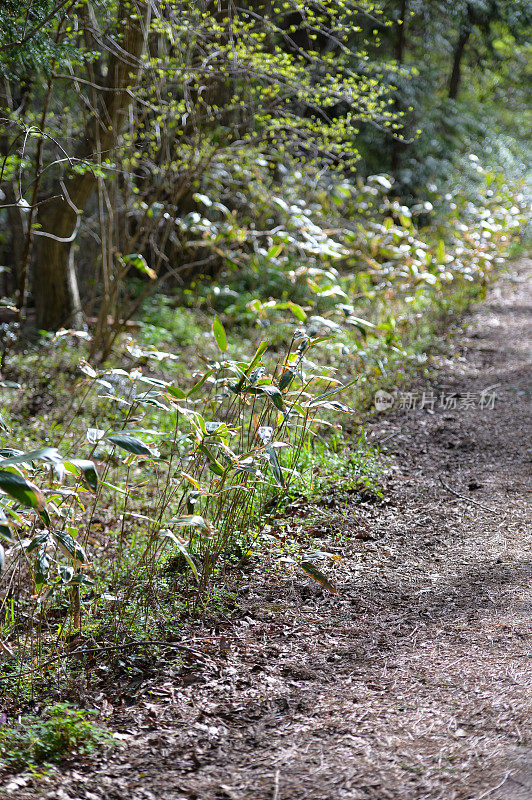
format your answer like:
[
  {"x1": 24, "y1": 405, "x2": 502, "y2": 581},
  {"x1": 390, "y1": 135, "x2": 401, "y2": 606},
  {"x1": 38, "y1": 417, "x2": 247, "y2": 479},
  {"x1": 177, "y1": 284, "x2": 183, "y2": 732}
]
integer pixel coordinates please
[
  {"x1": 390, "y1": 0, "x2": 408, "y2": 175},
  {"x1": 448, "y1": 6, "x2": 473, "y2": 100},
  {"x1": 33, "y1": 1, "x2": 149, "y2": 330},
  {"x1": 0, "y1": 82, "x2": 26, "y2": 296}
]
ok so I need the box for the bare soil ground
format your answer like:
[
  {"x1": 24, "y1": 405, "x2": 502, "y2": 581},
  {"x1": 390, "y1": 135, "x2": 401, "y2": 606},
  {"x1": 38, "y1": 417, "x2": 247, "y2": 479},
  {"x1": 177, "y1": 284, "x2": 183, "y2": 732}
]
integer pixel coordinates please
[{"x1": 3, "y1": 260, "x2": 531, "y2": 800}]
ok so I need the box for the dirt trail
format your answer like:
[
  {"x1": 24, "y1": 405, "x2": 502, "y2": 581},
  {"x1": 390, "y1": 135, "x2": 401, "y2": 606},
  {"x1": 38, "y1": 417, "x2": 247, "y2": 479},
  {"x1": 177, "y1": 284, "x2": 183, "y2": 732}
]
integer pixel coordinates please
[{"x1": 3, "y1": 260, "x2": 531, "y2": 800}]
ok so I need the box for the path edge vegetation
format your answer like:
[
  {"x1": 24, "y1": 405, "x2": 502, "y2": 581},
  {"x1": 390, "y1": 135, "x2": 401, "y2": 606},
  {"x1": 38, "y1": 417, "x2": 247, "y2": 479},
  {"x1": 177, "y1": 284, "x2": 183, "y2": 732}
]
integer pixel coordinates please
[{"x1": 0, "y1": 0, "x2": 530, "y2": 776}]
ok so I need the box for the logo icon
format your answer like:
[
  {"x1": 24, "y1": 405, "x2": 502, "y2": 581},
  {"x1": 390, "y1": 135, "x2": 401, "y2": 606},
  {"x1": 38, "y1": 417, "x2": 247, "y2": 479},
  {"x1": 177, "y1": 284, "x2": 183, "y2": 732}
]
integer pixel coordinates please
[{"x1": 374, "y1": 389, "x2": 394, "y2": 412}]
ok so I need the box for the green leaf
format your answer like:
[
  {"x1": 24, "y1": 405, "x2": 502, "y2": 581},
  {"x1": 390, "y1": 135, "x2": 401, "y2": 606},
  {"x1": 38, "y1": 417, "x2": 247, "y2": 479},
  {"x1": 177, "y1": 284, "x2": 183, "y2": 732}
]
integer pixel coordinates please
[
  {"x1": 34, "y1": 547, "x2": 51, "y2": 592},
  {"x1": 0, "y1": 525, "x2": 14, "y2": 543},
  {"x1": 26, "y1": 530, "x2": 51, "y2": 553},
  {"x1": 0, "y1": 507, "x2": 15, "y2": 542},
  {"x1": 64, "y1": 460, "x2": 98, "y2": 491},
  {"x1": 123, "y1": 253, "x2": 156, "y2": 279},
  {"x1": 0, "y1": 449, "x2": 22, "y2": 459},
  {"x1": 287, "y1": 301, "x2": 307, "y2": 322},
  {"x1": 187, "y1": 368, "x2": 215, "y2": 398},
  {"x1": 0, "y1": 447, "x2": 62, "y2": 467},
  {"x1": 266, "y1": 244, "x2": 282, "y2": 258},
  {"x1": 0, "y1": 470, "x2": 49, "y2": 524},
  {"x1": 346, "y1": 315, "x2": 376, "y2": 335},
  {"x1": 266, "y1": 445, "x2": 285, "y2": 488},
  {"x1": 59, "y1": 565, "x2": 75, "y2": 583},
  {"x1": 245, "y1": 340, "x2": 268, "y2": 375},
  {"x1": 310, "y1": 379, "x2": 357, "y2": 404},
  {"x1": 86, "y1": 428, "x2": 105, "y2": 444},
  {"x1": 212, "y1": 315, "x2": 228, "y2": 352},
  {"x1": 260, "y1": 385, "x2": 285, "y2": 413},
  {"x1": 161, "y1": 529, "x2": 199, "y2": 583},
  {"x1": 167, "y1": 385, "x2": 187, "y2": 400},
  {"x1": 52, "y1": 529, "x2": 87, "y2": 565},
  {"x1": 279, "y1": 368, "x2": 295, "y2": 391},
  {"x1": 311, "y1": 399, "x2": 353, "y2": 413},
  {"x1": 106, "y1": 434, "x2": 155, "y2": 457},
  {"x1": 198, "y1": 444, "x2": 225, "y2": 476},
  {"x1": 300, "y1": 561, "x2": 338, "y2": 594}
]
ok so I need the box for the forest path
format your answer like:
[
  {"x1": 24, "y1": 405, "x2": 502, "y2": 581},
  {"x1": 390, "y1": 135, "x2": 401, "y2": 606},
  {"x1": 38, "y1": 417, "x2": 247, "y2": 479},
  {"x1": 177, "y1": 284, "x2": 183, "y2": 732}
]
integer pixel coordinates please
[{"x1": 5, "y1": 260, "x2": 531, "y2": 800}]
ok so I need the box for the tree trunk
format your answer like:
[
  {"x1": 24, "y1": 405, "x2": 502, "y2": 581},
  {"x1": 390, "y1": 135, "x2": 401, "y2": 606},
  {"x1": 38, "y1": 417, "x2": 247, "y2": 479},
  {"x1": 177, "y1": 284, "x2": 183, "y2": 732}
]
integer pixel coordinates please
[
  {"x1": 3, "y1": 186, "x2": 25, "y2": 297},
  {"x1": 448, "y1": 15, "x2": 472, "y2": 99},
  {"x1": 34, "y1": 197, "x2": 84, "y2": 329},
  {"x1": 390, "y1": 0, "x2": 408, "y2": 175},
  {"x1": 33, "y1": 1, "x2": 148, "y2": 330},
  {"x1": 0, "y1": 83, "x2": 25, "y2": 296}
]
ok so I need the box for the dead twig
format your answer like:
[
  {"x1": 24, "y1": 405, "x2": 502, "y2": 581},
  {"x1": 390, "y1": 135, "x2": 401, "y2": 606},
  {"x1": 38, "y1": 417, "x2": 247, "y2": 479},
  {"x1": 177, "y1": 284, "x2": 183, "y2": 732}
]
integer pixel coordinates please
[
  {"x1": 469, "y1": 770, "x2": 512, "y2": 800},
  {"x1": 273, "y1": 769, "x2": 281, "y2": 800},
  {"x1": 0, "y1": 637, "x2": 214, "y2": 682},
  {"x1": 439, "y1": 477, "x2": 504, "y2": 515}
]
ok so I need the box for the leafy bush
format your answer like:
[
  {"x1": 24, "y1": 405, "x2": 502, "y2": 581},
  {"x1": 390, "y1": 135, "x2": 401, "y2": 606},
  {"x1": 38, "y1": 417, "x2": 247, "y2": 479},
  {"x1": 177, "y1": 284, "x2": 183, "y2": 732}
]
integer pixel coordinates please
[
  {"x1": 0, "y1": 318, "x2": 357, "y2": 647},
  {"x1": 0, "y1": 703, "x2": 110, "y2": 770},
  {"x1": 0, "y1": 163, "x2": 525, "y2": 676}
]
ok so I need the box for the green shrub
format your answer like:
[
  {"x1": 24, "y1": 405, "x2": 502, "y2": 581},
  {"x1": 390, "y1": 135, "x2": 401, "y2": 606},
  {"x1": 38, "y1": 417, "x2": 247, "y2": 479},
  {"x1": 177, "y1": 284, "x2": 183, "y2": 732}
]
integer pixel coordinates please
[{"x1": 0, "y1": 703, "x2": 111, "y2": 771}]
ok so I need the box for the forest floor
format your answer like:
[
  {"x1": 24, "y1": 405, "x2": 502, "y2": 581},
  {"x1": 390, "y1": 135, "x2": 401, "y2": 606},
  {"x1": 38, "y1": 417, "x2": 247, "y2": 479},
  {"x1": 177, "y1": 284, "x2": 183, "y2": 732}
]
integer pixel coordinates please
[{"x1": 3, "y1": 259, "x2": 531, "y2": 800}]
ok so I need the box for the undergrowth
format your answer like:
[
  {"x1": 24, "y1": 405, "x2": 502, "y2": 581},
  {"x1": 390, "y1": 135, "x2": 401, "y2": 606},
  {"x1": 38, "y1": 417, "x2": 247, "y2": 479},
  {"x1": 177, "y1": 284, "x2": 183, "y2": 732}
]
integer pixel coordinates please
[
  {"x1": 0, "y1": 165, "x2": 527, "y2": 705},
  {"x1": 0, "y1": 703, "x2": 111, "y2": 772}
]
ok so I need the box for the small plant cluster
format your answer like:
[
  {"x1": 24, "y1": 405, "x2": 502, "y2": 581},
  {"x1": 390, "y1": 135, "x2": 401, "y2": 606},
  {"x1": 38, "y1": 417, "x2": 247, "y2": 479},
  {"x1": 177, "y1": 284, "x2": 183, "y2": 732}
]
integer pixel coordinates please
[
  {"x1": 0, "y1": 319, "x2": 356, "y2": 661},
  {"x1": 0, "y1": 703, "x2": 110, "y2": 771}
]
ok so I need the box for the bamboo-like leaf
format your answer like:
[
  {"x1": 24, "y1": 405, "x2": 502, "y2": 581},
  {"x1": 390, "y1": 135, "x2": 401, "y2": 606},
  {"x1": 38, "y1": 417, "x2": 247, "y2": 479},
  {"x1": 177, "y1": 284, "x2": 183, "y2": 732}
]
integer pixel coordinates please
[
  {"x1": 34, "y1": 547, "x2": 51, "y2": 591},
  {"x1": 0, "y1": 470, "x2": 49, "y2": 524},
  {"x1": 64, "y1": 459, "x2": 98, "y2": 491},
  {"x1": 123, "y1": 253, "x2": 157, "y2": 279},
  {"x1": 168, "y1": 514, "x2": 209, "y2": 529},
  {"x1": 59, "y1": 564, "x2": 75, "y2": 583},
  {"x1": 106, "y1": 434, "x2": 155, "y2": 457},
  {"x1": 86, "y1": 427, "x2": 105, "y2": 444},
  {"x1": 0, "y1": 507, "x2": 14, "y2": 543},
  {"x1": 167, "y1": 385, "x2": 187, "y2": 399},
  {"x1": 161, "y1": 529, "x2": 199, "y2": 583},
  {"x1": 0, "y1": 525, "x2": 14, "y2": 543},
  {"x1": 0, "y1": 447, "x2": 62, "y2": 467},
  {"x1": 300, "y1": 561, "x2": 338, "y2": 594},
  {"x1": 187, "y1": 368, "x2": 215, "y2": 398},
  {"x1": 309, "y1": 379, "x2": 357, "y2": 404},
  {"x1": 180, "y1": 471, "x2": 202, "y2": 489},
  {"x1": 266, "y1": 445, "x2": 285, "y2": 488},
  {"x1": 265, "y1": 300, "x2": 307, "y2": 322},
  {"x1": 245, "y1": 340, "x2": 268, "y2": 375},
  {"x1": 52, "y1": 529, "x2": 87, "y2": 566},
  {"x1": 0, "y1": 449, "x2": 23, "y2": 459},
  {"x1": 198, "y1": 443, "x2": 225, "y2": 476},
  {"x1": 307, "y1": 399, "x2": 353, "y2": 413},
  {"x1": 257, "y1": 426, "x2": 273, "y2": 444},
  {"x1": 279, "y1": 368, "x2": 295, "y2": 391},
  {"x1": 79, "y1": 360, "x2": 98, "y2": 378},
  {"x1": 26, "y1": 530, "x2": 50, "y2": 553},
  {"x1": 346, "y1": 315, "x2": 376, "y2": 335},
  {"x1": 245, "y1": 384, "x2": 285, "y2": 413},
  {"x1": 212, "y1": 315, "x2": 228, "y2": 352}
]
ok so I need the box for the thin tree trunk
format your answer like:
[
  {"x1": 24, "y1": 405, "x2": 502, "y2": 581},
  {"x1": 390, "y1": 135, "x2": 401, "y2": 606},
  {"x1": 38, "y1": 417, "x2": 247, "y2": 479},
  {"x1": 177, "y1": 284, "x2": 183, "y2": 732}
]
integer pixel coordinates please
[
  {"x1": 0, "y1": 83, "x2": 25, "y2": 296},
  {"x1": 34, "y1": 199, "x2": 84, "y2": 328},
  {"x1": 33, "y1": 1, "x2": 149, "y2": 330},
  {"x1": 390, "y1": 0, "x2": 408, "y2": 175},
  {"x1": 3, "y1": 186, "x2": 25, "y2": 296},
  {"x1": 448, "y1": 14, "x2": 472, "y2": 99}
]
